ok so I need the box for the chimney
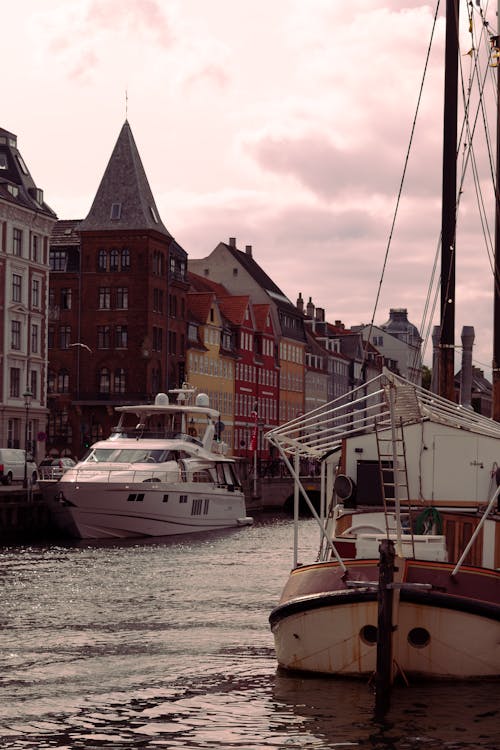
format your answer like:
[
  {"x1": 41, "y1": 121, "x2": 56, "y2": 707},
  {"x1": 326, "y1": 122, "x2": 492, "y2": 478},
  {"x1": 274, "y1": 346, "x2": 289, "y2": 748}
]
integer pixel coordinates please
[
  {"x1": 334, "y1": 320, "x2": 345, "y2": 330},
  {"x1": 296, "y1": 292, "x2": 304, "y2": 314},
  {"x1": 245, "y1": 245, "x2": 252, "y2": 256},
  {"x1": 306, "y1": 296, "x2": 315, "y2": 318},
  {"x1": 229, "y1": 237, "x2": 236, "y2": 247},
  {"x1": 431, "y1": 325, "x2": 440, "y2": 394},
  {"x1": 315, "y1": 307, "x2": 325, "y2": 322},
  {"x1": 460, "y1": 326, "x2": 475, "y2": 409}
]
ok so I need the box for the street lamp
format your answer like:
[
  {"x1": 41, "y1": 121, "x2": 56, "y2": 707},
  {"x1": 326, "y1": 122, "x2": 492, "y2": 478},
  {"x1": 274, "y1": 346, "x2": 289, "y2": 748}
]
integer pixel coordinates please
[{"x1": 22, "y1": 389, "x2": 33, "y2": 489}]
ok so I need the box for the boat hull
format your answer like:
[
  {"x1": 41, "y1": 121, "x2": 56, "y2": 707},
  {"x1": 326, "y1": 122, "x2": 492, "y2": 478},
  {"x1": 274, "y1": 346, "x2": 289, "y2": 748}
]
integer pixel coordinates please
[
  {"x1": 43, "y1": 480, "x2": 252, "y2": 539},
  {"x1": 270, "y1": 559, "x2": 500, "y2": 679}
]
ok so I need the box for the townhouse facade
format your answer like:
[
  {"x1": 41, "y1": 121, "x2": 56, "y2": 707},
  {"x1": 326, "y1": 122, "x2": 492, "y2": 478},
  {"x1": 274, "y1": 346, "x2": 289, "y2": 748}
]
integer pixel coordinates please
[
  {"x1": 0, "y1": 124, "x2": 426, "y2": 463},
  {"x1": 0, "y1": 127, "x2": 57, "y2": 461},
  {"x1": 189, "y1": 238, "x2": 307, "y2": 426}
]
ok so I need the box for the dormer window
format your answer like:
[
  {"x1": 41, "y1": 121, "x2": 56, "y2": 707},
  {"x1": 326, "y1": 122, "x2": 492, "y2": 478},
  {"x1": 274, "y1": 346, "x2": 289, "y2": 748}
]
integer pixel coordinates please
[
  {"x1": 150, "y1": 206, "x2": 159, "y2": 223},
  {"x1": 7, "y1": 184, "x2": 18, "y2": 197},
  {"x1": 110, "y1": 203, "x2": 122, "y2": 220},
  {"x1": 16, "y1": 154, "x2": 28, "y2": 175},
  {"x1": 0, "y1": 153, "x2": 7, "y2": 170}
]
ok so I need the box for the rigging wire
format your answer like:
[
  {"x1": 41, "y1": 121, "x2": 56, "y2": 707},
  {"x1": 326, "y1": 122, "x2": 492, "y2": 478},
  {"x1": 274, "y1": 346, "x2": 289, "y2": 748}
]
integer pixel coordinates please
[{"x1": 363, "y1": 0, "x2": 441, "y2": 383}]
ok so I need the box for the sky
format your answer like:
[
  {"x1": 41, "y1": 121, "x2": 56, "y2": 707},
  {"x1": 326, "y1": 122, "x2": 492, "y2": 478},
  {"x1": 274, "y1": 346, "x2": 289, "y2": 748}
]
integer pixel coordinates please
[{"x1": 4, "y1": 0, "x2": 500, "y2": 376}]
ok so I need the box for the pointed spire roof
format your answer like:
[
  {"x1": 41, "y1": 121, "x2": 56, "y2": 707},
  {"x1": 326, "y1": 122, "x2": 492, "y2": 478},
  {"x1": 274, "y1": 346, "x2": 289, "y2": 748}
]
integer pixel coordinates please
[{"x1": 79, "y1": 120, "x2": 171, "y2": 236}]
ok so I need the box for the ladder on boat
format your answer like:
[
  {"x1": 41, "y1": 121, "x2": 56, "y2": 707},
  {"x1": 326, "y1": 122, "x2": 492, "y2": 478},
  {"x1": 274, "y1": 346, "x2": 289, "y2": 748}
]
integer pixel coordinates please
[{"x1": 374, "y1": 418, "x2": 410, "y2": 518}]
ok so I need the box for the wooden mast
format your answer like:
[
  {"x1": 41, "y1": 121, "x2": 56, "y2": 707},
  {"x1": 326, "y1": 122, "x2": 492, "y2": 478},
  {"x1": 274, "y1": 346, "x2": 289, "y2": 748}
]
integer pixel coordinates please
[
  {"x1": 492, "y1": 1, "x2": 500, "y2": 420},
  {"x1": 439, "y1": 0, "x2": 459, "y2": 401}
]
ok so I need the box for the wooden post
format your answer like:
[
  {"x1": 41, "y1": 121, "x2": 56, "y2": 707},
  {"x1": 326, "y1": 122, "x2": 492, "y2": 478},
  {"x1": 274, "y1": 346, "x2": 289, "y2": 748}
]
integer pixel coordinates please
[{"x1": 374, "y1": 538, "x2": 396, "y2": 719}]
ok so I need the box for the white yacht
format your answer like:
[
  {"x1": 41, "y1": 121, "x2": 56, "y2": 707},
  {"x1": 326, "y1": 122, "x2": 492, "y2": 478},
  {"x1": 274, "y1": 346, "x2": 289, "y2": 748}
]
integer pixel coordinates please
[{"x1": 40, "y1": 388, "x2": 253, "y2": 539}]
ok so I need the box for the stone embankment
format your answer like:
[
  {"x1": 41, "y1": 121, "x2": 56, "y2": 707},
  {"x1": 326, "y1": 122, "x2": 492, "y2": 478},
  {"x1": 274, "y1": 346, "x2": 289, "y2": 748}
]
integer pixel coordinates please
[{"x1": 0, "y1": 486, "x2": 61, "y2": 543}]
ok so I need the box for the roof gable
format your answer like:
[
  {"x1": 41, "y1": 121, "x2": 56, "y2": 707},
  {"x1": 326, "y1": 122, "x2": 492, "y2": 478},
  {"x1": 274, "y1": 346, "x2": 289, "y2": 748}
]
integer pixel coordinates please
[{"x1": 79, "y1": 121, "x2": 171, "y2": 236}]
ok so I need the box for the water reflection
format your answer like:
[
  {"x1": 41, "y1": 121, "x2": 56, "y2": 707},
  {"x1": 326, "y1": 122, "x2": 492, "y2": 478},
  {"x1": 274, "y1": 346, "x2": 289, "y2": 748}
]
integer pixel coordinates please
[{"x1": 0, "y1": 516, "x2": 498, "y2": 749}]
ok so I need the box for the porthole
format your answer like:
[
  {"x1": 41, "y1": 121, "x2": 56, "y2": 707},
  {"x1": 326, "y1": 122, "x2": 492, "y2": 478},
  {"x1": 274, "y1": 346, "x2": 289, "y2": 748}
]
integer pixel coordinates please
[
  {"x1": 408, "y1": 627, "x2": 430, "y2": 648},
  {"x1": 359, "y1": 625, "x2": 378, "y2": 645}
]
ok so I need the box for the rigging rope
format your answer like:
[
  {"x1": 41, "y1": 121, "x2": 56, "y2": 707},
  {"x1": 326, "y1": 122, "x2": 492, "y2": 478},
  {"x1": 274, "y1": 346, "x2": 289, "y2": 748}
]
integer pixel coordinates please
[{"x1": 364, "y1": 1, "x2": 441, "y2": 382}]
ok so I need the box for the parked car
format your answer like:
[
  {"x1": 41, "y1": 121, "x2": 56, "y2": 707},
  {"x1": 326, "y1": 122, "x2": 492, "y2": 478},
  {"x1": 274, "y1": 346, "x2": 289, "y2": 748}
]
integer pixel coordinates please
[
  {"x1": 0, "y1": 449, "x2": 38, "y2": 485},
  {"x1": 38, "y1": 457, "x2": 76, "y2": 480}
]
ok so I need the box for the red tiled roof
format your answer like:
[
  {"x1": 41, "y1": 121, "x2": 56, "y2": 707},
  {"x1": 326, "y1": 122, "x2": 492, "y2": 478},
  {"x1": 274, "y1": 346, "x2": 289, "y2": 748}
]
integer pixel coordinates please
[
  {"x1": 217, "y1": 296, "x2": 250, "y2": 326},
  {"x1": 253, "y1": 303, "x2": 272, "y2": 332},
  {"x1": 187, "y1": 292, "x2": 214, "y2": 324},
  {"x1": 187, "y1": 271, "x2": 229, "y2": 296}
]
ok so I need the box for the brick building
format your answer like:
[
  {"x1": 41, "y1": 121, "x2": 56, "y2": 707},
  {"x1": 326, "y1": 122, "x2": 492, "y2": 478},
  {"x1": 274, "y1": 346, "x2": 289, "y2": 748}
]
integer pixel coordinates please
[{"x1": 47, "y1": 121, "x2": 188, "y2": 458}]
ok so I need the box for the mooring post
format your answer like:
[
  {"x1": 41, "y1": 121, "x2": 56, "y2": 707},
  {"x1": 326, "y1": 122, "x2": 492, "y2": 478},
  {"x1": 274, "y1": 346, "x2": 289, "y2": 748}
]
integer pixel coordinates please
[{"x1": 374, "y1": 538, "x2": 396, "y2": 718}]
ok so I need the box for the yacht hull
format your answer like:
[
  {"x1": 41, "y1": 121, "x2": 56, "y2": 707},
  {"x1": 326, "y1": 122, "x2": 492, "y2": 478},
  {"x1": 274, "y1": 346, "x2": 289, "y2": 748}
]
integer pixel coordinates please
[{"x1": 44, "y1": 480, "x2": 252, "y2": 539}]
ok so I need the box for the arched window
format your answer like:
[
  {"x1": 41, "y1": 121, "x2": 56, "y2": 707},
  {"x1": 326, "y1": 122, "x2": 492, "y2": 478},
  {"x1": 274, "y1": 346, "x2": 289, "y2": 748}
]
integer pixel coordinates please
[
  {"x1": 110, "y1": 249, "x2": 119, "y2": 272},
  {"x1": 151, "y1": 367, "x2": 160, "y2": 394},
  {"x1": 57, "y1": 369, "x2": 69, "y2": 393},
  {"x1": 99, "y1": 367, "x2": 110, "y2": 394},
  {"x1": 98, "y1": 249, "x2": 107, "y2": 272},
  {"x1": 121, "y1": 248, "x2": 130, "y2": 270},
  {"x1": 48, "y1": 370, "x2": 56, "y2": 394},
  {"x1": 114, "y1": 368, "x2": 126, "y2": 394}
]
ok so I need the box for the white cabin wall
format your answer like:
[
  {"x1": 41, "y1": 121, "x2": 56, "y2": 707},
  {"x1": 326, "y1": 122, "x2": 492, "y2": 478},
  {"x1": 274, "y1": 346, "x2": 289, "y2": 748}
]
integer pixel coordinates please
[{"x1": 339, "y1": 421, "x2": 500, "y2": 505}]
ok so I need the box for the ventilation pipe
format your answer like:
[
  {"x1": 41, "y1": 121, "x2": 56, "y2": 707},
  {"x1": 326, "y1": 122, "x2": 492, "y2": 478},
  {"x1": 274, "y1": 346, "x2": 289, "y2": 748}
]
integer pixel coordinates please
[
  {"x1": 460, "y1": 326, "x2": 475, "y2": 409},
  {"x1": 431, "y1": 325, "x2": 440, "y2": 394}
]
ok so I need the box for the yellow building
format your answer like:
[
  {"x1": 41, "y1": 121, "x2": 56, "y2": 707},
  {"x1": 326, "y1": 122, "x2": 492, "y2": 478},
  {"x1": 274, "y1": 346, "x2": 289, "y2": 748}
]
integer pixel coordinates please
[
  {"x1": 185, "y1": 292, "x2": 235, "y2": 453},
  {"x1": 279, "y1": 336, "x2": 306, "y2": 423}
]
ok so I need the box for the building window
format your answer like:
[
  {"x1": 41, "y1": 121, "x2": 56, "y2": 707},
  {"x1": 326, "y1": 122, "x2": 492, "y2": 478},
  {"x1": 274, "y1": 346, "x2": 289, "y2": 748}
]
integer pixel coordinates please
[
  {"x1": 59, "y1": 326, "x2": 71, "y2": 349},
  {"x1": 121, "y1": 248, "x2": 130, "y2": 270},
  {"x1": 57, "y1": 369, "x2": 69, "y2": 393},
  {"x1": 99, "y1": 368, "x2": 111, "y2": 394},
  {"x1": 114, "y1": 368, "x2": 126, "y2": 393},
  {"x1": 31, "y1": 324, "x2": 39, "y2": 353},
  {"x1": 115, "y1": 326, "x2": 128, "y2": 348},
  {"x1": 10, "y1": 367, "x2": 20, "y2": 398},
  {"x1": 98, "y1": 249, "x2": 107, "y2": 272},
  {"x1": 50, "y1": 250, "x2": 67, "y2": 271},
  {"x1": 48, "y1": 326, "x2": 55, "y2": 349},
  {"x1": 12, "y1": 274, "x2": 22, "y2": 303},
  {"x1": 110, "y1": 249, "x2": 119, "y2": 272},
  {"x1": 153, "y1": 327, "x2": 162, "y2": 352},
  {"x1": 13, "y1": 228, "x2": 22, "y2": 257},
  {"x1": 116, "y1": 287, "x2": 128, "y2": 309},
  {"x1": 31, "y1": 235, "x2": 39, "y2": 262},
  {"x1": 97, "y1": 326, "x2": 110, "y2": 349},
  {"x1": 32, "y1": 279, "x2": 40, "y2": 308},
  {"x1": 61, "y1": 288, "x2": 72, "y2": 310},
  {"x1": 168, "y1": 330, "x2": 176, "y2": 355},
  {"x1": 98, "y1": 287, "x2": 111, "y2": 309},
  {"x1": 151, "y1": 368, "x2": 160, "y2": 394},
  {"x1": 169, "y1": 295, "x2": 177, "y2": 317},
  {"x1": 48, "y1": 370, "x2": 55, "y2": 394},
  {"x1": 30, "y1": 371, "x2": 38, "y2": 400},
  {"x1": 11, "y1": 320, "x2": 21, "y2": 350},
  {"x1": 188, "y1": 323, "x2": 198, "y2": 342},
  {"x1": 110, "y1": 203, "x2": 122, "y2": 220}
]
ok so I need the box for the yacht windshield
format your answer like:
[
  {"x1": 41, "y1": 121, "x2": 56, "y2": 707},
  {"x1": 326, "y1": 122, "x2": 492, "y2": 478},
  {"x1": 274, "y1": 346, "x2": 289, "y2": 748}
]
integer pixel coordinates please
[{"x1": 85, "y1": 449, "x2": 175, "y2": 464}]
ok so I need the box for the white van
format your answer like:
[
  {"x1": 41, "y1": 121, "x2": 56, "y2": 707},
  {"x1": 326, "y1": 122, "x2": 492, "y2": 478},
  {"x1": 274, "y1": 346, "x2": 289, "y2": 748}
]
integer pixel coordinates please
[{"x1": 0, "y1": 449, "x2": 38, "y2": 485}]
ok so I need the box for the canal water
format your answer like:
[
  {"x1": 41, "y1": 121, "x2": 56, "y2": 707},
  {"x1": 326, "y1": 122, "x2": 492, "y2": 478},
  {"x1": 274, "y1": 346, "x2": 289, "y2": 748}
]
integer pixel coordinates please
[{"x1": 0, "y1": 513, "x2": 498, "y2": 749}]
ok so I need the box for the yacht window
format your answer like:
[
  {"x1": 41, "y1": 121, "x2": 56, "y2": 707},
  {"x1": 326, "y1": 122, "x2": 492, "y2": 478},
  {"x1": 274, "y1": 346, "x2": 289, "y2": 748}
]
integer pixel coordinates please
[
  {"x1": 192, "y1": 469, "x2": 212, "y2": 483},
  {"x1": 214, "y1": 463, "x2": 226, "y2": 484},
  {"x1": 85, "y1": 449, "x2": 117, "y2": 462}
]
